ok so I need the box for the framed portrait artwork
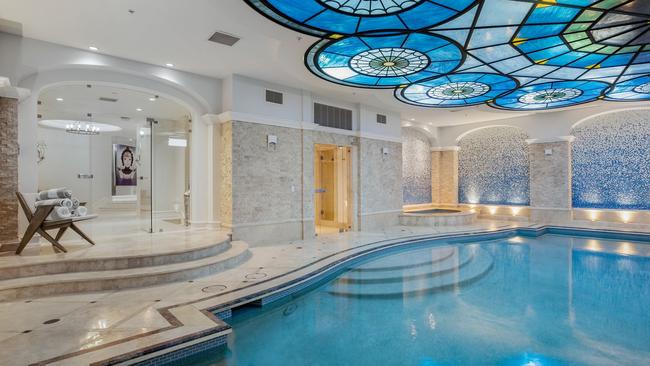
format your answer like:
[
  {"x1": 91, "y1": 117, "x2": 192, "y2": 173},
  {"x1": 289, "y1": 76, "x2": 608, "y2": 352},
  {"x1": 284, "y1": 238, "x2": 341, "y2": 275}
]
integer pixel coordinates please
[{"x1": 112, "y1": 144, "x2": 137, "y2": 194}]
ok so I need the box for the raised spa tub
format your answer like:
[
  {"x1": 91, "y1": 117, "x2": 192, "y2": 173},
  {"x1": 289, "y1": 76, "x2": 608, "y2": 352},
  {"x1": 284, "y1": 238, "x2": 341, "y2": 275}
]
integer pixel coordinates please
[{"x1": 399, "y1": 207, "x2": 477, "y2": 227}]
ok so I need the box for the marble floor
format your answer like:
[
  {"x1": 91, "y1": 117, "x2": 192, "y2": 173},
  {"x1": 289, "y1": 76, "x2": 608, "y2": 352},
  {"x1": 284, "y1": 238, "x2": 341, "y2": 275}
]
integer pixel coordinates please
[{"x1": 0, "y1": 219, "x2": 645, "y2": 365}]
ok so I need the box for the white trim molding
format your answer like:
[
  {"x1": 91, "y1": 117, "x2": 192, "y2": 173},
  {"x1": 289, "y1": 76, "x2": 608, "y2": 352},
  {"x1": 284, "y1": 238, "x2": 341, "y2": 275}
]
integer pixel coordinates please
[
  {"x1": 525, "y1": 135, "x2": 575, "y2": 144},
  {"x1": 431, "y1": 146, "x2": 461, "y2": 152}
]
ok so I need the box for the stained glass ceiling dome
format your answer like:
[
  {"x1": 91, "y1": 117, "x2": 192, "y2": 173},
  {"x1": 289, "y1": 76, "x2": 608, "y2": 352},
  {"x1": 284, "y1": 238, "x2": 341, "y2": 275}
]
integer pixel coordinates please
[{"x1": 245, "y1": 0, "x2": 650, "y2": 111}]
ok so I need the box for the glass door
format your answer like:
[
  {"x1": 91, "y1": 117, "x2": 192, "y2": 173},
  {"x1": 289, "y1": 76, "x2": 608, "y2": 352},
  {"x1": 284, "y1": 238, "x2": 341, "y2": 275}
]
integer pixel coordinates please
[
  {"x1": 151, "y1": 117, "x2": 190, "y2": 232},
  {"x1": 136, "y1": 119, "x2": 153, "y2": 233}
]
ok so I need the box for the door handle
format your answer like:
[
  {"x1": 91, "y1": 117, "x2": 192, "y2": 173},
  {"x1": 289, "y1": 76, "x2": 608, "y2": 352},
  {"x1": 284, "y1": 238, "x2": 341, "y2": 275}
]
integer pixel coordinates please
[
  {"x1": 315, "y1": 188, "x2": 326, "y2": 193},
  {"x1": 78, "y1": 174, "x2": 94, "y2": 179}
]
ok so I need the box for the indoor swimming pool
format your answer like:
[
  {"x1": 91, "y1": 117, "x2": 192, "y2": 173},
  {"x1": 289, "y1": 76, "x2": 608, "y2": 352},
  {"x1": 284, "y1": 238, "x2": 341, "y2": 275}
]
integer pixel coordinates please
[{"x1": 177, "y1": 233, "x2": 650, "y2": 366}]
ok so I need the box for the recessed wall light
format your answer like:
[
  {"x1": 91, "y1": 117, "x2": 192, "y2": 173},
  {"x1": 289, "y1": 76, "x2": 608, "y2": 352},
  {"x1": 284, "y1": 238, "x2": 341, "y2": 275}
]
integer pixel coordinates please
[
  {"x1": 136, "y1": 108, "x2": 143, "y2": 112},
  {"x1": 88, "y1": 46, "x2": 99, "y2": 51},
  {"x1": 165, "y1": 63, "x2": 175, "y2": 68},
  {"x1": 56, "y1": 98, "x2": 64, "y2": 102}
]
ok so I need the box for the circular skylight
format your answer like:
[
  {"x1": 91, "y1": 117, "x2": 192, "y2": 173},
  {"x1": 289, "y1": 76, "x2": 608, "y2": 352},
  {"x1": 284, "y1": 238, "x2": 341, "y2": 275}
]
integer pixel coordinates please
[
  {"x1": 492, "y1": 81, "x2": 609, "y2": 110},
  {"x1": 518, "y1": 88, "x2": 582, "y2": 105},
  {"x1": 318, "y1": 0, "x2": 424, "y2": 15},
  {"x1": 244, "y1": 0, "x2": 477, "y2": 36},
  {"x1": 396, "y1": 73, "x2": 517, "y2": 107},
  {"x1": 307, "y1": 32, "x2": 462, "y2": 88},
  {"x1": 349, "y1": 48, "x2": 429, "y2": 77},
  {"x1": 606, "y1": 75, "x2": 650, "y2": 101}
]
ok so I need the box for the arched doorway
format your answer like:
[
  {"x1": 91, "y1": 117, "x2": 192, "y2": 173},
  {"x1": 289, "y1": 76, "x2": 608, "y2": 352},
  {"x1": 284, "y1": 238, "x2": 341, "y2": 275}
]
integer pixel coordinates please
[{"x1": 36, "y1": 83, "x2": 192, "y2": 236}]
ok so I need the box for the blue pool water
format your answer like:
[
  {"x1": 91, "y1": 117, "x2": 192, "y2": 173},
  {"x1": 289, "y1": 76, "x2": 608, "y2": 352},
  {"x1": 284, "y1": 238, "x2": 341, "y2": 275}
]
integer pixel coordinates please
[{"x1": 182, "y1": 234, "x2": 650, "y2": 366}]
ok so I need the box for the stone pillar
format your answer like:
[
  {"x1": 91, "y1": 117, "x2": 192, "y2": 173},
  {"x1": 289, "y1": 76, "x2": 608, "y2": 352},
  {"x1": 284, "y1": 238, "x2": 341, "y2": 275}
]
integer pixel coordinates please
[
  {"x1": 431, "y1": 151, "x2": 440, "y2": 204},
  {"x1": 0, "y1": 97, "x2": 19, "y2": 248},
  {"x1": 528, "y1": 138, "x2": 573, "y2": 224},
  {"x1": 438, "y1": 148, "x2": 459, "y2": 205}
]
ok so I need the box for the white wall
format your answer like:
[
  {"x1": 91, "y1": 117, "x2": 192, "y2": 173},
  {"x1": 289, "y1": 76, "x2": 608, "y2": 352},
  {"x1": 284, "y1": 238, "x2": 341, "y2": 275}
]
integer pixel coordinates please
[{"x1": 221, "y1": 74, "x2": 403, "y2": 142}]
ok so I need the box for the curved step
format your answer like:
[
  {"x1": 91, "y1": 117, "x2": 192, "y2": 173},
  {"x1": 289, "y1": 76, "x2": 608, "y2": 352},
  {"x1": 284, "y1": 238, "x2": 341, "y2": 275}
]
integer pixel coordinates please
[
  {"x1": 0, "y1": 238, "x2": 232, "y2": 280},
  {"x1": 336, "y1": 249, "x2": 475, "y2": 285},
  {"x1": 350, "y1": 246, "x2": 456, "y2": 272},
  {"x1": 328, "y1": 246, "x2": 494, "y2": 299},
  {"x1": 0, "y1": 241, "x2": 251, "y2": 302}
]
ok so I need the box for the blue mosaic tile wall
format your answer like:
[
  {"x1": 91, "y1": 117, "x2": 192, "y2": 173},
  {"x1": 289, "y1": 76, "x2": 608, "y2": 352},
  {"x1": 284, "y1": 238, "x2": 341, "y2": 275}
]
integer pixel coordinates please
[
  {"x1": 402, "y1": 128, "x2": 432, "y2": 205},
  {"x1": 572, "y1": 110, "x2": 650, "y2": 210},
  {"x1": 458, "y1": 127, "x2": 530, "y2": 206}
]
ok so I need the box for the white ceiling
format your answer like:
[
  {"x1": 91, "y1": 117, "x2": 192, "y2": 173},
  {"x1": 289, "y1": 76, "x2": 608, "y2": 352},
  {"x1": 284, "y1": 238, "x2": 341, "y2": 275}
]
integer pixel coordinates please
[
  {"x1": 38, "y1": 84, "x2": 190, "y2": 133},
  {"x1": 0, "y1": 0, "x2": 630, "y2": 126}
]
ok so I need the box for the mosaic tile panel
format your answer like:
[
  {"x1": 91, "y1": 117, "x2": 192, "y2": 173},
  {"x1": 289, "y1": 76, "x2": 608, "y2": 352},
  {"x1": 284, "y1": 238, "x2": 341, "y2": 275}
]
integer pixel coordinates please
[
  {"x1": 572, "y1": 110, "x2": 650, "y2": 210},
  {"x1": 458, "y1": 127, "x2": 530, "y2": 206},
  {"x1": 402, "y1": 128, "x2": 432, "y2": 205}
]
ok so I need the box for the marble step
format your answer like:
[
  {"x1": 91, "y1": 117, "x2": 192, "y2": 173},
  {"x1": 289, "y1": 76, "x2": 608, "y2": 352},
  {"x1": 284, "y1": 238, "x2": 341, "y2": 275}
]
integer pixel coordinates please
[
  {"x1": 350, "y1": 246, "x2": 456, "y2": 273},
  {"x1": 0, "y1": 241, "x2": 251, "y2": 302},
  {"x1": 0, "y1": 237, "x2": 232, "y2": 281},
  {"x1": 337, "y1": 248, "x2": 474, "y2": 284},
  {"x1": 328, "y1": 246, "x2": 494, "y2": 299}
]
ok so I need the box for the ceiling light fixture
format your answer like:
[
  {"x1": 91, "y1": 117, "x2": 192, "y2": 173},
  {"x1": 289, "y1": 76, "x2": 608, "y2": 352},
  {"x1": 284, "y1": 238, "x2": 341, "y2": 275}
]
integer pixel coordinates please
[
  {"x1": 88, "y1": 46, "x2": 99, "y2": 51},
  {"x1": 65, "y1": 121, "x2": 100, "y2": 135},
  {"x1": 56, "y1": 98, "x2": 64, "y2": 102},
  {"x1": 136, "y1": 108, "x2": 143, "y2": 112},
  {"x1": 165, "y1": 63, "x2": 175, "y2": 68}
]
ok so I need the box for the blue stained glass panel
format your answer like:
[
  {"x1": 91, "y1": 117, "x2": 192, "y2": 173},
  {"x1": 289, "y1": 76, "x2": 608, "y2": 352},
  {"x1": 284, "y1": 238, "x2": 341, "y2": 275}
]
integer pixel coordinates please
[{"x1": 492, "y1": 80, "x2": 609, "y2": 110}]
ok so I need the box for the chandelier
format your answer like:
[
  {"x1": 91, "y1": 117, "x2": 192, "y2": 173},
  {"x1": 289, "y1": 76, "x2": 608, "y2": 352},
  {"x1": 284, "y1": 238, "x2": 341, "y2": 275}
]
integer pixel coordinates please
[{"x1": 65, "y1": 121, "x2": 100, "y2": 135}]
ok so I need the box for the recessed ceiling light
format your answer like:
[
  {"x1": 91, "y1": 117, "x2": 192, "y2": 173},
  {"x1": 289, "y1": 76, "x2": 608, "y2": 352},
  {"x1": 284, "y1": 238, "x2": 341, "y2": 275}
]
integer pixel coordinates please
[
  {"x1": 88, "y1": 46, "x2": 99, "y2": 51},
  {"x1": 56, "y1": 98, "x2": 64, "y2": 102},
  {"x1": 149, "y1": 97, "x2": 156, "y2": 102},
  {"x1": 165, "y1": 63, "x2": 175, "y2": 68},
  {"x1": 410, "y1": 118, "x2": 415, "y2": 121},
  {"x1": 136, "y1": 108, "x2": 143, "y2": 112}
]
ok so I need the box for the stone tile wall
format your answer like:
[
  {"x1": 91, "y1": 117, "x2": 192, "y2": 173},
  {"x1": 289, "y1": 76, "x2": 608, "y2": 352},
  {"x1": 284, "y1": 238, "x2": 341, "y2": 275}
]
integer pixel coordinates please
[
  {"x1": 219, "y1": 121, "x2": 403, "y2": 242},
  {"x1": 431, "y1": 151, "x2": 440, "y2": 204},
  {"x1": 402, "y1": 128, "x2": 431, "y2": 205},
  {"x1": 529, "y1": 141, "x2": 571, "y2": 209},
  {"x1": 359, "y1": 138, "x2": 403, "y2": 230},
  {"x1": 438, "y1": 150, "x2": 458, "y2": 205},
  {"x1": 0, "y1": 97, "x2": 19, "y2": 246}
]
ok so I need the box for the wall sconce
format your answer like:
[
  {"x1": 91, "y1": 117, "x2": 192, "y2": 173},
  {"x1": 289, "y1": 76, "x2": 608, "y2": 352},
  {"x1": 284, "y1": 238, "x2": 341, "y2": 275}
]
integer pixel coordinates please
[
  {"x1": 488, "y1": 206, "x2": 498, "y2": 215},
  {"x1": 587, "y1": 210, "x2": 600, "y2": 222},
  {"x1": 510, "y1": 207, "x2": 522, "y2": 216},
  {"x1": 267, "y1": 134, "x2": 278, "y2": 151},
  {"x1": 618, "y1": 211, "x2": 633, "y2": 223}
]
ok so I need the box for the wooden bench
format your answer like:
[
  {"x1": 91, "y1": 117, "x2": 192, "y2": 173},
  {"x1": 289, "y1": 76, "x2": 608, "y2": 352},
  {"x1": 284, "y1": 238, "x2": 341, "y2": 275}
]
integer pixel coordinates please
[{"x1": 15, "y1": 192, "x2": 98, "y2": 255}]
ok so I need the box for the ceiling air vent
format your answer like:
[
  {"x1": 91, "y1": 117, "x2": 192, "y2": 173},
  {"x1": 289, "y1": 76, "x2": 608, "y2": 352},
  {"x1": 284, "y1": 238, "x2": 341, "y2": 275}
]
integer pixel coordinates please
[
  {"x1": 314, "y1": 103, "x2": 353, "y2": 131},
  {"x1": 376, "y1": 114, "x2": 387, "y2": 124},
  {"x1": 120, "y1": 116, "x2": 131, "y2": 121},
  {"x1": 99, "y1": 97, "x2": 118, "y2": 103},
  {"x1": 265, "y1": 90, "x2": 283, "y2": 105},
  {"x1": 208, "y1": 31, "x2": 240, "y2": 46}
]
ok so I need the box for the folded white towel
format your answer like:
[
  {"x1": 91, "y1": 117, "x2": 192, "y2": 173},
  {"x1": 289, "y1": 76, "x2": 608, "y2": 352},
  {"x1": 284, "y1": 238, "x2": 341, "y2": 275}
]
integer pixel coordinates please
[
  {"x1": 73, "y1": 206, "x2": 88, "y2": 217},
  {"x1": 48, "y1": 206, "x2": 71, "y2": 220},
  {"x1": 70, "y1": 197, "x2": 80, "y2": 210},
  {"x1": 35, "y1": 198, "x2": 73, "y2": 209},
  {"x1": 38, "y1": 188, "x2": 72, "y2": 200}
]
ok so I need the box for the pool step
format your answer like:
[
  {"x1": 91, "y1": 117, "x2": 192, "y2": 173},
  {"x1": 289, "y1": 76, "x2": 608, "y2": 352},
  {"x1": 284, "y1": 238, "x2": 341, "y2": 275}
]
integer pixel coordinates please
[
  {"x1": 350, "y1": 246, "x2": 456, "y2": 272},
  {"x1": 0, "y1": 241, "x2": 251, "y2": 302},
  {"x1": 328, "y1": 245, "x2": 494, "y2": 299},
  {"x1": 0, "y1": 239, "x2": 233, "y2": 280},
  {"x1": 338, "y1": 247, "x2": 473, "y2": 283}
]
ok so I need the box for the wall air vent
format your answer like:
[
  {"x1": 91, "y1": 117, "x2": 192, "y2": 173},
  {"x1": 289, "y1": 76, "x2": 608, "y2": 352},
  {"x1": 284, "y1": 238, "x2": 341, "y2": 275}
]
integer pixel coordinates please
[
  {"x1": 314, "y1": 103, "x2": 353, "y2": 131},
  {"x1": 99, "y1": 97, "x2": 118, "y2": 103},
  {"x1": 265, "y1": 90, "x2": 283, "y2": 104},
  {"x1": 376, "y1": 114, "x2": 387, "y2": 124},
  {"x1": 208, "y1": 31, "x2": 240, "y2": 46}
]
